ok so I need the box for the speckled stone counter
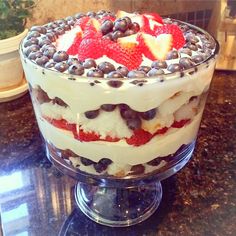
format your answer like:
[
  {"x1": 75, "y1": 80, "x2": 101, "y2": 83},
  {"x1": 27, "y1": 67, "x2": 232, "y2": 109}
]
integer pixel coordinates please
[{"x1": 0, "y1": 71, "x2": 235, "y2": 236}]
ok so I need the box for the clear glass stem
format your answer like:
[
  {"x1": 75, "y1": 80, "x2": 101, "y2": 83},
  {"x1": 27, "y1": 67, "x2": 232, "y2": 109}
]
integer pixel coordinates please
[{"x1": 74, "y1": 181, "x2": 162, "y2": 227}]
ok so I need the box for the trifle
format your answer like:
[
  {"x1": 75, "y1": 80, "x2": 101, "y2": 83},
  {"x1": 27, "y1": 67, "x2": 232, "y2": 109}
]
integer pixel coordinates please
[{"x1": 20, "y1": 10, "x2": 218, "y2": 179}]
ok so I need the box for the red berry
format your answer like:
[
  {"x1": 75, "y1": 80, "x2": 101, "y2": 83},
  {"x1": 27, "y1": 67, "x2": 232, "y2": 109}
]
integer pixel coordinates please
[
  {"x1": 143, "y1": 13, "x2": 163, "y2": 24},
  {"x1": 155, "y1": 24, "x2": 185, "y2": 49},
  {"x1": 107, "y1": 34, "x2": 142, "y2": 70},
  {"x1": 172, "y1": 119, "x2": 190, "y2": 128},
  {"x1": 77, "y1": 129, "x2": 100, "y2": 141},
  {"x1": 75, "y1": 16, "x2": 90, "y2": 30},
  {"x1": 126, "y1": 129, "x2": 152, "y2": 146},
  {"x1": 137, "y1": 32, "x2": 173, "y2": 60},
  {"x1": 67, "y1": 32, "x2": 83, "y2": 55}
]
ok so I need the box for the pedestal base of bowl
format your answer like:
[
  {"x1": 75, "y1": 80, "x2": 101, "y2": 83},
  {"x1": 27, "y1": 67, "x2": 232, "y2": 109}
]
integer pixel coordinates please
[{"x1": 74, "y1": 181, "x2": 162, "y2": 227}]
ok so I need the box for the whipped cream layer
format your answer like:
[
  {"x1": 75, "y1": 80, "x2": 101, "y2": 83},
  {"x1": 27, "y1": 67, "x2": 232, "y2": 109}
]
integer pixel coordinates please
[
  {"x1": 21, "y1": 57, "x2": 215, "y2": 114},
  {"x1": 36, "y1": 106, "x2": 204, "y2": 166}
]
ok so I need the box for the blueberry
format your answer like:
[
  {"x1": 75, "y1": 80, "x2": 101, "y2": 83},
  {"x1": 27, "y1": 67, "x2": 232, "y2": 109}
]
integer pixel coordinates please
[
  {"x1": 179, "y1": 57, "x2": 194, "y2": 69},
  {"x1": 27, "y1": 31, "x2": 41, "y2": 39},
  {"x1": 140, "y1": 108, "x2": 157, "y2": 120},
  {"x1": 84, "y1": 110, "x2": 99, "y2": 119},
  {"x1": 65, "y1": 16, "x2": 76, "y2": 21},
  {"x1": 191, "y1": 55, "x2": 204, "y2": 64},
  {"x1": 126, "y1": 117, "x2": 142, "y2": 130},
  {"x1": 186, "y1": 33, "x2": 199, "y2": 44},
  {"x1": 67, "y1": 20, "x2": 75, "y2": 26},
  {"x1": 179, "y1": 48, "x2": 192, "y2": 56},
  {"x1": 67, "y1": 58, "x2": 80, "y2": 66},
  {"x1": 114, "y1": 19, "x2": 128, "y2": 32},
  {"x1": 54, "y1": 27, "x2": 65, "y2": 35},
  {"x1": 43, "y1": 47, "x2": 56, "y2": 59},
  {"x1": 75, "y1": 13, "x2": 86, "y2": 19},
  {"x1": 99, "y1": 158, "x2": 112, "y2": 166},
  {"x1": 68, "y1": 64, "x2": 84, "y2": 75},
  {"x1": 186, "y1": 43, "x2": 198, "y2": 51},
  {"x1": 120, "y1": 108, "x2": 138, "y2": 120},
  {"x1": 94, "y1": 162, "x2": 106, "y2": 173},
  {"x1": 112, "y1": 30, "x2": 124, "y2": 40},
  {"x1": 45, "y1": 61, "x2": 56, "y2": 68},
  {"x1": 167, "y1": 63, "x2": 182, "y2": 73},
  {"x1": 47, "y1": 22, "x2": 58, "y2": 29},
  {"x1": 130, "y1": 164, "x2": 145, "y2": 175},
  {"x1": 30, "y1": 26, "x2": 47, "y2": 34},
  {"x1": 107, "y1": 71, "x2": 123, "y2": 78},
  {"x1": 46, "y1": 32, "x2": 57, "y2": 42},
  {"x1": 87, "y1": 11, "x2": 96, "y2": 17},
  {"x1": 28, "y1": 51, "x2": 43, "y2": 60},
  {"x1": 101, "y1": 20, "x2": 113, "y2": 35},
  {"x1": 54, "y1": 61, "x2": 69, "y2": 72},
  {"x1": 102, "y1": 33, "x2": 113, "y2": 40},
  {"x1": 25, "y1": 45, "x2": 40, "y2": 56},
  {"x1": 35, "y1": 55, "x2": 49, "y2": 66},
  {"x1": 117, "y1": 66, "x2": 129, "y2": 77},
  {"x1": 107, "y1": 80, "x2": 123, "y2": 88},
  {"x1": 41, "y1": 44, "x2": 56, "y2": 52},
  {"x1": 101, "y1": 104, "x2": 116, "y2": 112},
  {"x1": 98, "y1": 61, "x2": 115, "y2": 74},
  {"x1": 53, "y1": 51, "x2": 69, "y2": 62},
  {"x1": 127, "y1": 70, "x2": 147, "y2": 78},
  {"x1": 124, "y1": 29, "x2": 135, "y2": 36},
  {"x1": 53, "y1": 97, "x2": 68, "y2": 107},
  {"x1": 122, "y1": 16, "x2": 132, "y2": 27},
  {"x1": 38, "y1": 39, "x2": 52, "y2": 47},
  {"x1": 151, "y1": 60, "x2": 167, "y2": 69},
  {"x1": 138, "y1": 66, "x2": 151, "y2": 73},
  {"x1": 147, "y1": 158, "x2": 162, "y2": 166},
  {"x1": 87, "y1": 69, "x2": 104, "y2": 78},
  {"x1": 166, "y1": 50, "x2": 179, "y2": 60},
  {"x1": 129, "y1": 22, "x2": 140, "y2": 33},
  {"x1": 24, "y1": 37, "x2": 39, "y2": 47},
  {"x1": 83, "y1": 59, "x2": 96, "y2": 69},
  {"x1": 80, "y1": 157, "x2": 95, "y2": 166},
  {"x1": 147, "y1": 68, "x2": 164, "y2": 77}
]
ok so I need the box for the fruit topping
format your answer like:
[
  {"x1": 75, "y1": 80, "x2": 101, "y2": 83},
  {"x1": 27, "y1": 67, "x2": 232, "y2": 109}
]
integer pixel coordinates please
[
  {"x1": 137, "y1": 33, "x2": 173, "y2": 60},
  {"x1": 155, "y1": 24, "x2": 185, "y2": 49}
]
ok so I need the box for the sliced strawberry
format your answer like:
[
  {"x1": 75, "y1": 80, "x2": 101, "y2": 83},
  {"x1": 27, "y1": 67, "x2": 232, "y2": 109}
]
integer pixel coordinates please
[
  {"x1": 78, "y1": 37, "x2": 112, "y2": 61},
  {"x1": 172, "y1": 119, "x2": 190, "y2": 128},
  {"x1": 101, "y1": 136, "x2": 120, "y2": 142},
  {"x1": 107, "y1": 34, "x2": 142, "y2": 70},
  {"x1": 143, "y1": 13, "x2": 163, "y2": 24},
  {"x1": 154, "y1": 127, "x2": 168, "y2": 135},
  {"x1": 67, "y1": 31, "x2": 83, "y2": 55},
  {"x1": 75, "y1": 16, "x2": 90, "y2": 30},
  {"x1": 44, "y1": 117, "x2": 76, "y2": 132},
  {"x1": 126, "y1": 129, "x2": 152, "y2": 146},
  {"x1": 155, "y1": 24, "x2": 185, "y2": 49},
  {"x1": 137, "y1": 32, "x2": 173, "y2": 60},
  {"x1": 77, "y1": 129, "x2": 100, "y2": 141}
]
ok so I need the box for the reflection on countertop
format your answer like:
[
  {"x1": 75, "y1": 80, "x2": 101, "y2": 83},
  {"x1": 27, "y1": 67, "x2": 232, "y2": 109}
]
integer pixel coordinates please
[{"x1": 0, "y1": 71, "x2": 235, "y2": 236}]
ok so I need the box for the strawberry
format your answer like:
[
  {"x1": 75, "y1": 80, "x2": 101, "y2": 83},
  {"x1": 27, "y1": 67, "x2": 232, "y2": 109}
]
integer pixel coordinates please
[
  {"x1": 67, "y1": 31, "x2": 83, "y2": 55},
  {"x1": 45, "y1": 117, "x2": 76, "y2": 132},
  {"x1": 143, "y1": 13, "x2": 163, "y2": 24},
  {"x1": 126, "y1": 129, "x2": 152, "y2": 146},
  {"x1": 107, "y1": 34, "x2": 142, "y2": 70},
  {"x1": 75, "y1": 16, "x2": 90, "y2": 30},
  {"x1": 78, "y1": 37, "x2": 112, "y2": 61},
  {"x1": 137, "y1": 32, "x2": 173, "y2": 60},
  {"x1": 155, "y1": 24, "x2": 185, "y2": 49},
  {"x1": 77, "y1": 129, "x2": 100, "y2": 141},
  {"x1": 154, "y1": 127, "x2": 168, "y2": 135},
  {"x1": 172, "y1": 119, "x2": 190, "y2": 128}
]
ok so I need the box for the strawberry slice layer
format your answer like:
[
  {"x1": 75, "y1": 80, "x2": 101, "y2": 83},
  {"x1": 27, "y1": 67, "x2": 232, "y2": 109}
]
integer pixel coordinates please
[
  {"x1": 67, "y1": 32, "x2": 83, "y2": 55},
  {"x1": 44, "y1": 116, "x2": 192, "y2": 146}
]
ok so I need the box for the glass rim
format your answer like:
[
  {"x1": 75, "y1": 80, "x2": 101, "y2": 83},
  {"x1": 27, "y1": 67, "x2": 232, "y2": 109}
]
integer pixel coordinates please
[{"x1": 20, "y1": 18, "x2": 220, "y2": 82}]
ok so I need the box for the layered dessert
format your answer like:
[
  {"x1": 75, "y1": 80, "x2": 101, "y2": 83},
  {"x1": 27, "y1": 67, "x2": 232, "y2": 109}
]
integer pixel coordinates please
[{"x1": 20, "y1": 10, "x2": 217, "y2": 177}]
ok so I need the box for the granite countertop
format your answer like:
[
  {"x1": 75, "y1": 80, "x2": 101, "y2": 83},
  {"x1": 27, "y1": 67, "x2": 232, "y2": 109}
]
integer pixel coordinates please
[{"x1": 0, "y1": 71, "x2": 235, "y2": 236}]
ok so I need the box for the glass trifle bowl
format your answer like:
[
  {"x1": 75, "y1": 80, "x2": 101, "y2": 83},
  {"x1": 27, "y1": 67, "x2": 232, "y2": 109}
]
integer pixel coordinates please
[{"x1": 20, "y1": 10, "x2": 219, "y2": 227}]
